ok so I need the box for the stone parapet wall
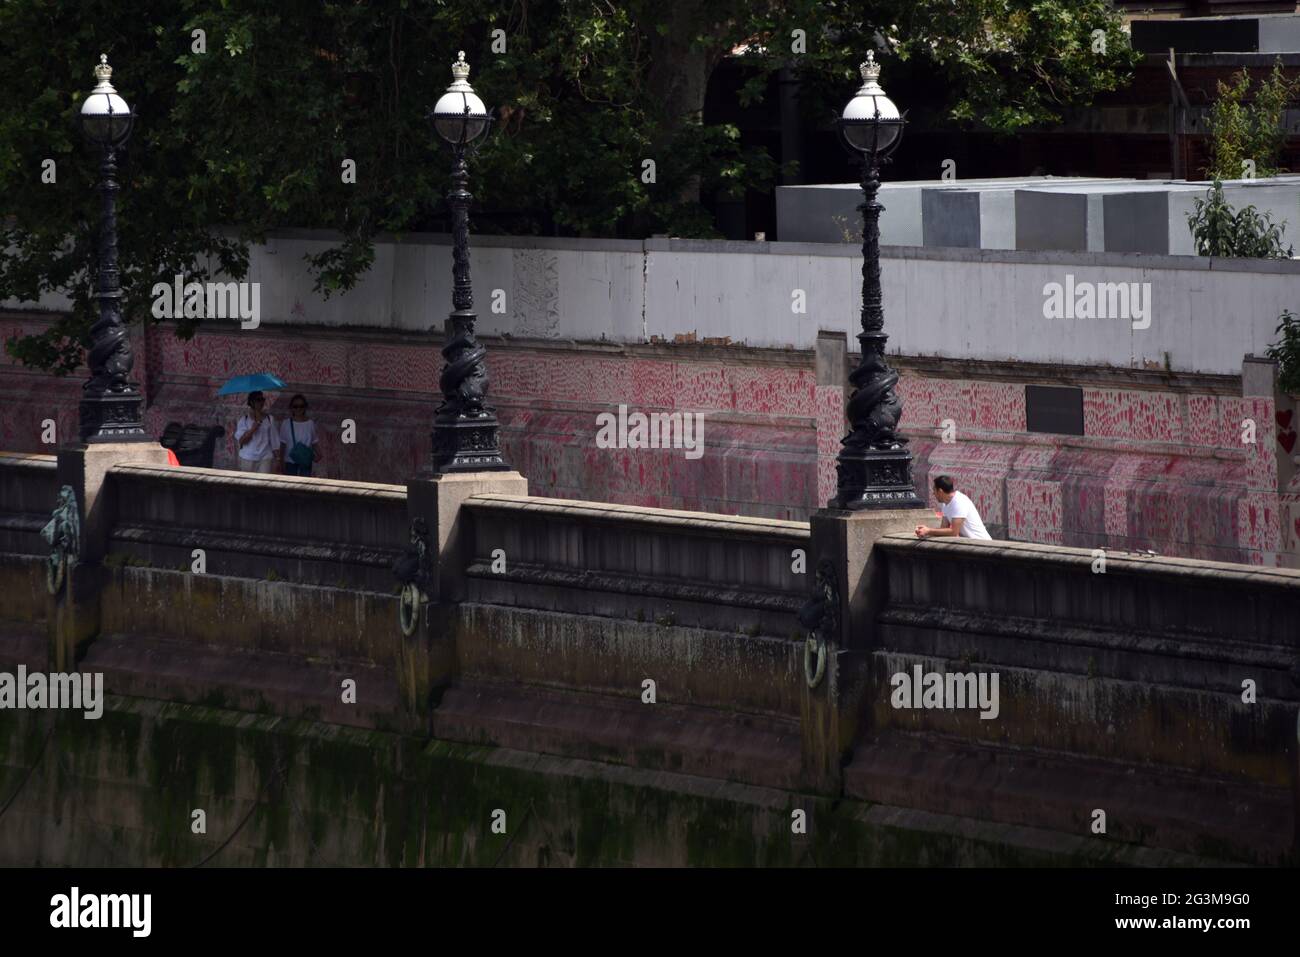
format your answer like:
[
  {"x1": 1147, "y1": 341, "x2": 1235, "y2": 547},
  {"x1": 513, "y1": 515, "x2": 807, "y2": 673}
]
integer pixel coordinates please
[
  {"x1": 876, "y1": 536, "x2": 1300, "y2": 686},
  {"x1": 0, "y1": 452, "x2": 55, "y2": 558},
  {"x1": 873, "y1": 536, "x2": 1299, "y2": 778},
  {"x1": 853, "y1": 535, "x2": 1300, "y2": 863},
  {"x1": 453, "y1": 493, "x2": 812, "y2": 763},
  {"x1": 106, "y1": 464, "x2": 407, "y2": 592},
  {"x1": 463, "y1": 493, "x2": 809, "y2": 630},
  {"x1": 0, "y1": 456, "x2": 1297, "y2": 860}
]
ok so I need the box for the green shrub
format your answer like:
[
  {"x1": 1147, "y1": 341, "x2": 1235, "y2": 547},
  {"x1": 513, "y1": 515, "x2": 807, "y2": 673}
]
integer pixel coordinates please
[
  {"x1": 1187, "y1": 179, "x2": 1292, "y2": 258},
  {"x1": 1205, "y1": 60, "x2": 1297, "y2": 181},
  {"x1": 1266, "y1": 310, "x2": 1300, "y2": 395}
]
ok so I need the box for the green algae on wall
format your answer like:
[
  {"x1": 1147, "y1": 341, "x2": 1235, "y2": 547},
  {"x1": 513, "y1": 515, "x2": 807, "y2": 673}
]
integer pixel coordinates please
[{"x1": 0, "y1": 696, "x2": 1245, "y2": 867}]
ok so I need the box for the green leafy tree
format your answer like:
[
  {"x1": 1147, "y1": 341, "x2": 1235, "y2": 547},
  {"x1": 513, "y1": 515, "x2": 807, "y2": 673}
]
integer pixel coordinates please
[
  {"x1": 1, "y1": 0, "x2": 1140, "y2": 374},
  {"x1": 1266, "y1": 309, "x2": 1300, "y2": 395},
  {"x1": 1204, "y1": 59, "x2": 1298, "y2": 181},
  {"x1": 1187, "y1": 179, "x2": 1292, "y2": 258}
]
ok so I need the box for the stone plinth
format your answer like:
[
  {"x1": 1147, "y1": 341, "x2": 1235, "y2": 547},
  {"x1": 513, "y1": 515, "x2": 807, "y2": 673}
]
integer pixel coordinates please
[
  {"x1": 407, "y1": 470, "x2": 529, "y2": 605},
  {"x1": 801, "y1": 505, "x2": 934, "y2": 792},
  {"x1": 403, "y1": 469, "x2": 528, "y2": 717},
  {"x1": 49, "y1": 442, "x2": 171, "y2": 670},
  {"x1": 56, "y1": 442, "x2": 171, "y2": 562}
]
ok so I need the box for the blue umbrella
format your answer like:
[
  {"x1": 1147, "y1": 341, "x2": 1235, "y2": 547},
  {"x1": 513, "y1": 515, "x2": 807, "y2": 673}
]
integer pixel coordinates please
[{"x1": 216, "y1": 372, "x2": 287, "y2": 396}]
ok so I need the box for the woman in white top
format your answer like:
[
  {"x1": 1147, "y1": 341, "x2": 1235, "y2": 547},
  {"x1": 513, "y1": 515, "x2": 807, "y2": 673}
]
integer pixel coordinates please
[
  {"x1": 278, "y1": 393, "x2": 323, "y2": 476},
  {"x1": 234, "y1": 391, "x2": 280, "y2": 473}
]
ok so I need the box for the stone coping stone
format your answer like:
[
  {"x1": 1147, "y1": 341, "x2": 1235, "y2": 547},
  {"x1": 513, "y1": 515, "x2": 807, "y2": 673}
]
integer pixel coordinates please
[
  {"x1": 468, "y1": 492, "x2": 810, "y2": 536},
  {"x1": 195, "y1": 224, "x2": 1300, "y2": 273},
  {"x1": 111, "y1": 462, "x2": 407, "y2": 499},
  {"x1": 879, "y1": 532, "x2": 1300, "y2": 584},
  {"x1": 0, "y1": 451, "x2": 56, "y2": 469}
]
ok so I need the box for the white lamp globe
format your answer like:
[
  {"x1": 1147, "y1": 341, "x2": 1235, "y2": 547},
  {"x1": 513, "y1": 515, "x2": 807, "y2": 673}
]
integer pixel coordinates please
[
  {"x1": 839, "y1": 52, "x2": 903, "y2": 155},
  {"x1": 432, "y1": 51, "x2": 488, "y2": 145},
  {"x1": 80, "y1": 54, "x2": 133, "y2": 147}
]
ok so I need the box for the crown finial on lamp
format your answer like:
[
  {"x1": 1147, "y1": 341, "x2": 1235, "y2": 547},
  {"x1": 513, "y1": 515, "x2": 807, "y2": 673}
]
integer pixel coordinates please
[
  {"x1": 860, "y1": 51, "x2": 878, "y2": 81},
  {"x1": 857, "y1": 50, "x2": 886, "y2": 96},
  {"x1": 93, "y1": 53, "x2": 114, "y2": 87},
  {"x1": 432, "y1": 49, "x2": 488, "y2": 144}
]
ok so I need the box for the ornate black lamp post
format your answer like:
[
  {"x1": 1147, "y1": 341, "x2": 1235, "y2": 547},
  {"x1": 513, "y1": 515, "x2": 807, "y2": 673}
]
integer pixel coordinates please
[
  {"x1": 830, "y1": 53, "x2": 922, "y2": 510},
  {"x1": 78, "y1": 54, "x2": 145, "y2": 443},
  {"x1": 427, "y1": 51, "x2": 508, "y2": 473}
]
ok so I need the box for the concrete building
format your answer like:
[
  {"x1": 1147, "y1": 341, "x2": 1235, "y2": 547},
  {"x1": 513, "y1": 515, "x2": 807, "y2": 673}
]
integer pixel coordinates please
[
  {"x1": 777, "y1": 175, "x2": 1300, "y2": 253},
  {"x1": 715, "y1": 7, "x2": 1300, "y2": 239}
]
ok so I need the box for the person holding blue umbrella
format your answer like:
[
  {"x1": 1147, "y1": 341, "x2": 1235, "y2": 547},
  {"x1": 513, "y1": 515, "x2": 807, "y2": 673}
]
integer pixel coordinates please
[
  {"x1": 221, "y1": 374, "x2": 287, "y2": 474},
  {"x1": 234, "y1": 390, "x2": 281, "y2": 473}
]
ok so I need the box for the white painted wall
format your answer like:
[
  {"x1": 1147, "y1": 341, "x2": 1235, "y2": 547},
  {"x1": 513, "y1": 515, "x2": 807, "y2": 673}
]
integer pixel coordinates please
[
  {"x1": 581, "y1": 239, "x2": 1299, "y2": 375},
  {"x1": 7, "y1": 231, "x2": 1299, "y2": 375},
  {"x1": 182, "y1": 233, "x2": 649, "y2": 342}
]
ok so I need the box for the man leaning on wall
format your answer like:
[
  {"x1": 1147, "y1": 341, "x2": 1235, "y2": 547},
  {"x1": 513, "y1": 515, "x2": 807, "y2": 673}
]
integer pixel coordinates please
[{"x1": 915, "y1": 475, "x2": 992, "y2": 541}]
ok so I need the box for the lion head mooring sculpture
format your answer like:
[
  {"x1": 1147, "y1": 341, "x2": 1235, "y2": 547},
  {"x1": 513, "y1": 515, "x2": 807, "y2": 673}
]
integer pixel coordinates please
[
  {"x1": 391, "y1": 517, "x2": 432, "y2": 637},
  {"x1": 796, "y1": 558, "x2": 839, "y2": 689},
  {"x1": 40, "y1": 485, "x2": 81, "y2": 596}
]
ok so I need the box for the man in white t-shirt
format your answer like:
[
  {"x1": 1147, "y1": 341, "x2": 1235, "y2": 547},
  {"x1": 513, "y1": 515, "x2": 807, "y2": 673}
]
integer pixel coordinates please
[{"x1": 915, "y1": 475, "x2": 992, "y2": 541}]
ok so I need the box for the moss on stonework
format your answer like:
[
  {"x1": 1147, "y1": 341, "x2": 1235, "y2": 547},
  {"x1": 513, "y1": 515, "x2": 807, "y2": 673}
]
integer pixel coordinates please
[
  {"x1": 0, "y1": 712, "x2": 34, "y2": 801},
  {"x1": 198, "y1": 690, "x2": 232, "y2": 711},
  {"x1": 0, "y1": 696, "x2": 1263, "y2": 867},
  {"x1": 144, "y1": 708, "x2": 242, "y2": 865}
]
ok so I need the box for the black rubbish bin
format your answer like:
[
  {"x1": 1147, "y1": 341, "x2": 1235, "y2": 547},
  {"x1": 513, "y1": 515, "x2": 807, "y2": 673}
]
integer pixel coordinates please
[{"x1": 160, "y1": 422, "x2": 226, "y2": 468}]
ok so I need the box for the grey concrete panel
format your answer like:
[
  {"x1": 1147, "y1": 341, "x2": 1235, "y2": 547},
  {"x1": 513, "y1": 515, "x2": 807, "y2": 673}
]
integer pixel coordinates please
[
  {"x1": 1103, "y1": 192, "x2": 1172, "y2": 254},
  {"x1": 922, "y1": 189, "x2": 980, "y2": 248},
  {"x1": 979, "y1": 190, "x2": 1017, "y2": 249},
  {"x1": 1015, "y1": 191, "x2": 1088, "y2": 251},
  {"x1": 1259, "y1": 15, "x2": 1300, "y2": 54}
]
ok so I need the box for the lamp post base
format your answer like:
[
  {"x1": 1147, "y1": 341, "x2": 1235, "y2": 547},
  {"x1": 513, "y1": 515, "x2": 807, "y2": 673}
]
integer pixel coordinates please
[
  {"x1": 830, "y1": 445, "x2": 924, "y2": 510},
  {"x1": 79, "y1": 387, "x2": 148, "y2": 444},
  {"x1": 431, "y1": 412, "x2": 509, "y2": 473}
]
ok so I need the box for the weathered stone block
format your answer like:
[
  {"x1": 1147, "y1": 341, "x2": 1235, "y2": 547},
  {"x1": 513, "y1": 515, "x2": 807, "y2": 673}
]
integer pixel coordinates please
[
  {"x1": 407, "y1": 470, "x2": 528, "y2": 605},
  {"x1": 56, "y1": 441, "x2": 171, "y2": 562},
  {"x1": 800, "y1": 505, "x2": 934, "y2": 792}
]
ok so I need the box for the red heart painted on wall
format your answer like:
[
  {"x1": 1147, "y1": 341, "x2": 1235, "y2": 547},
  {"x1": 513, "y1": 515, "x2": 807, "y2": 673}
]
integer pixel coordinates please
[
  {"x1": 1279, "y1": 430, "x2": 1297, "y2": 454},
  {"x1": 1278, "y1": 409, "x2": 1294, "y2": 428}
]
